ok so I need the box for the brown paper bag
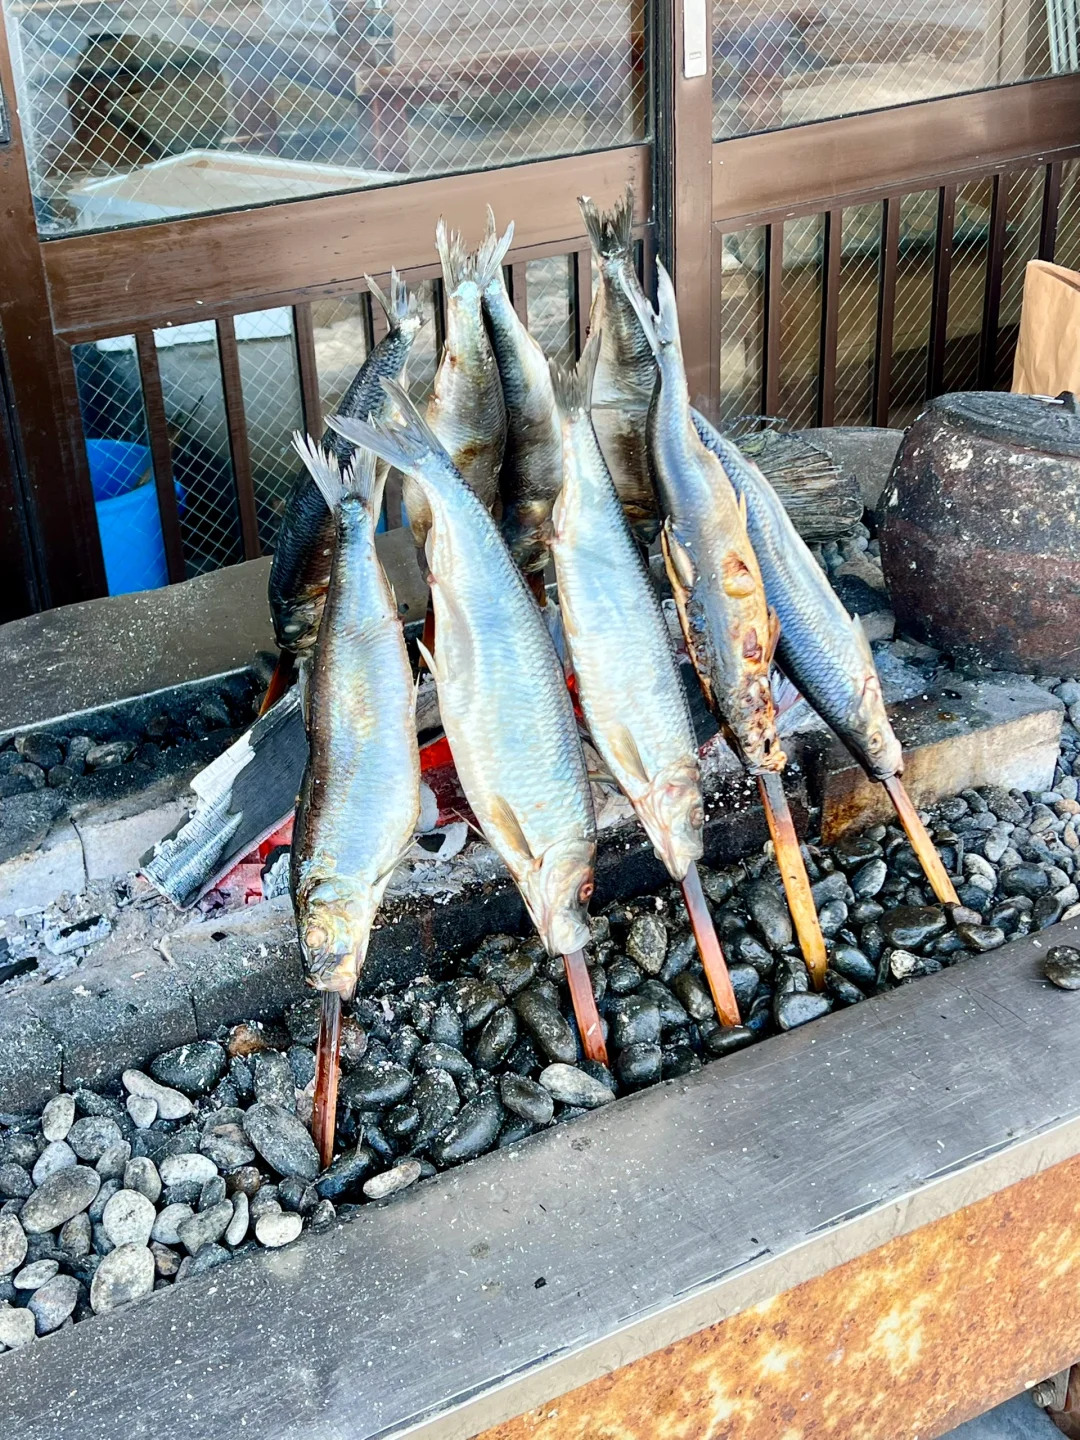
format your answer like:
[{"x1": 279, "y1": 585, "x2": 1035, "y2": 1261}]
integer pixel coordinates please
[{"x1": 1012, "y1": 259, "x2": 1080, "y2": 397}]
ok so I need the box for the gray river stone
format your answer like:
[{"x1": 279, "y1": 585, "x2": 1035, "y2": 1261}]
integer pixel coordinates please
[
  {"x1": 363, "y1": 1160, "x2": 423, "y2": 1201},
  {"x1": 122, "y1": 1157, "x2": 162, "y2": 1204},
  {"x1": 610, "y1": 996, "x2": 661, "y2": 1049},
  {"x1": 473, "y1": 1007, "x2": 518, "y2": 1070},
  {"x1": 159, "y1": 1153, "x2": 217, "y2": 1189},
  {"x1": 177, "y1": 1201, "x2": 233, "y2": 1255},
  {"x1": 90, "y1": 1242, "x2": 155, "y2": 1313},
  {"x1": 879, "y1": 905, "x2": 948, "y2": 950},
  {"x1": 200, "y1": 1123, "x2": 256, "y2": 1172},
  {"x1": 27, "y1": 1273, "x2": 79, "y2": 1334},
  {"x1": 102, "y1": 1189, "x2": 156, "y2": 1248},
  {"x1": 254, "y1": 1211, "x2": 303, "y2": 1248},
  {"x1": 830, "y1": 944, "x2": 877, "y2": 986},
  {"x1": 149, "y1": 1042, "x2": 226, "y2": 1097},
  {"x1": 342, "y1": 1060, "x2": 413, "y2": 1108},
  {"x1": 252, "y1": 1050, "x2": 296, "y2": 1112},
  {"x1": 1045, "y1": 945, "x2": 1080, "y2": 990},
  {"x1": 0, "y1": 1214, "x2": 27, "y2": 1276},
  {"x1": 151, "y1": 1203, "x2": 194, "y2": 1246},
  {"x1": 225, "y1": 1193, "x2": 249, "y2": 1248},
  {"x1": 499, "y1": 1073, "x2": 554, "y2": 1126},
  {"x1": 315, "y1": 1146, "x2": 374, "y2": 1200},
  {"x1": 625, "y1": 913, "x2": 668, "y2": 975},
  {"x1": 0, "y1": 1304, "x2": 35, "y2": 1349},
  {"x1": 67, "y1": 1117, "x2": 122, "y2": 1163},
  {"x1": 0, "y1": 1163, "x2": 32, "y2": 1200},
  {"x1": 851, "y1": 858, "x2": 888, "y2": 899},
  {"x1": 616, "y1": 1042, "x2": 663, "y2": 1088},
  {"x1": 428, "y1": 1091, "x2": 504, "y2": 1165},
  {"x1": 775, "y1": 991, "x2": 833, "y2": 1030},
  {"x1": 19, "y1": 1165, "x2": 100, "y2": 1234},
  {"x1": 31, "y1": 1140, "x2": 76, "y2": 1187},
  {"x1": 539, "y1": 1064, "x2": 616, "y2": 1109},
  {"x1": 1001, "y1": 863, "x2": 1051, "y2": 899},
  {"x1": 671, "y1": 971, "x2": 716, "y2": 1023},
  {"x1": 514, "y1": 992, "x2": 577, "y2": 1064},
  {"x1": 41, "y1": 1094, "x2": 75, "y2": 1143},
  {"x1": 122, "y1": 1070, "x2": 193, "y2": 1121},
  {"x1": 242, "y1": 1104, "x2": 320, "y2": 1181},
  {"x1": 14, "y1": 1259, "x2": 59, "y2": 1289}
]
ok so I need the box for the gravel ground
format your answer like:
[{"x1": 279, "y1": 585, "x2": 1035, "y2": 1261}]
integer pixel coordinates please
[{"x1": 4, "y1": 749, "x2": 1080, "y2": 1350}]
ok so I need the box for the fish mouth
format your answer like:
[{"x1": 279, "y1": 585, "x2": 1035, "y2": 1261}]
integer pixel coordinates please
[
  {"x1": 633, "y1": 761, "x2": 705, "y2": 883},
  {"x1": 296, "y1": 880, "x2": 375, "y2": 996},
  {"x1": 516, "y1": 837, "x2": 595, "y2": 958}
]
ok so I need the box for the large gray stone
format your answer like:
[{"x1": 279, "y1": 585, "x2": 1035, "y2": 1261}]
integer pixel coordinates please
[
  {"x1": 0, "y1": 999, "x2": 63, "y2": 1115},
  {"x1": 0, "y1": 820, "x2": 85, "y2": 917}
]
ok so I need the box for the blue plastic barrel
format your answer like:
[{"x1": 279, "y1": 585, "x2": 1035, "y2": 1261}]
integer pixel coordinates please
[{"x1": 87, "y1": 439, "x2": 183, "y2": 596}]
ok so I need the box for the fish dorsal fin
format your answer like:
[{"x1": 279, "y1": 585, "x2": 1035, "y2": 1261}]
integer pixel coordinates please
[
  {"x1": 851, "y1": 613, "x2": 876, "y2": 668},
  {"x1": 722, "y1": 552, "x2": 757, "y2": 599},
  {"x1": 489, "y1": 795, "x2": 536, "y2": 866},
  {"x1": 661, "y1": 518, "x2": 696, "y2": 593},
  {"x1": 609, "y1": 724, "x2": 650, "y2": 785},
  {"x1": 416, "y1": 638, "x2": 442, "y2": 684}
]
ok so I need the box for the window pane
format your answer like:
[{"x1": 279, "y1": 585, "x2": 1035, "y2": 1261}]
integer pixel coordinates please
[
  {"x1": 5, "y1": 0, "x2": 648, "y2": 235},
  {"x1": 713, "y1": 0, "x2": 1065, "y2": 141},
  {"x1": 234, "y1": 308, "x2": 305, "y2": 552},
  {"x1": 717, "y1": 225, "x2": 765, "y2": 425}
]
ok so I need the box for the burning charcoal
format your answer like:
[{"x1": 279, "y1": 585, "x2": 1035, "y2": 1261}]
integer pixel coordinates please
[
  {"x1": 513, "y1": 992, "x2": 577, "y2": 1064},
  {"x1": 149, "y1": 1042, "x2": 226, "y2": 1098},
  {"x1": 254, "y1": 1211, "x2": 302, "y2": 1248},
  {"x1": 428, "y1": 1090, "x2": 505, "y2": 1165},
  {"x1": 774, "y1": 991, "x2": 833, "y2": 1030},
  {"x1": 363, "y1": 1159, "x2": 422, "y2": 1201},
  {"x1": 0, "y1": 1213, "x2": 27, "y2": 1275},
  {"x1": 1045, "y1": 946, "x2": 1080, "y2": 990},
  {"x1": 745, "y1": 881, "x2": 792, "y2": 950},
  {"x1": 616, "y1": 1043, "x2": 663, "y2": 1088},
  {"x1": 625, "y1": 914, "x2": 667, "y2": 975},
  {"x1": 537, "y1": 1064, "x2": 615, "y2": 1110},
  {"x1": 700, "y1": 1023, "x2": 754, "y2": 1057},
  {"x1": 242, "y1": 1104, "x2": 319, "y2": 1181}
]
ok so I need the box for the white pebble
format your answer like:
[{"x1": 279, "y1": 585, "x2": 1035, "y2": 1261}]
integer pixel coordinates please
[
  {"x1": 121, "y1": 1070, "x2": 193, "y2": 1121},
  {"x1": 125, "y1": 1094, "x2": 158, "y2": 1129},
  {"x1": 363, "y1": 1160, "x2": 423, "y2": 1201},
  {"x1": 151, "y1": 1203, "x2": 194, "y2": 1246},
  {"x1": 13, "y1": 1258, "x2": 59, "y2": 1290},
  {"x1": 0, "y1": 1304, "x2": 35, "y2": 1349},
  {"x1": 102, "y1": 1190, "x2": 157, "y2": 1248},
  {"x1": 159, "y1": 1153, "x2": 217, "y2": 1189},
  {"x1": 41, "y1": 1094, "x2": 75, "y2": 1142},
  {"x1": 255, "y1": 1211, "x2": 303, "y2": 1248},
  {"x1": 31, "y1": 1141, "x2": 76, "y2": 1187},
  {"x1": 225, "y1": 1192, "x2": 249, "y2": 1248},
  {"x1": 90, "y1": 1243, "x2": 155, "y2": 1313}
]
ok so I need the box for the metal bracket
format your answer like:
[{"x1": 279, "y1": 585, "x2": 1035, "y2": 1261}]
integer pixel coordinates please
[{"x1": 683, "y1": 0, "x2": 707, "y2": 77}]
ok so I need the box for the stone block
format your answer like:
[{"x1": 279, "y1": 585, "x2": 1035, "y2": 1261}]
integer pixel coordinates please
[
  {"x1": 815, "y1": 676, "x2": 1063, "y2": 842},
  {"x1": 76, "y1": 798, "x2": 189, "y2": 882},
  {"x1": 0, "y1": 999, "x2": 63, "y2": 1116},
  {"x1": 796, "y1": 426, "x2": 905, "y2": 513},
  {"x1": 0, "y1": 821, "x2": 86, "y2": 917}
]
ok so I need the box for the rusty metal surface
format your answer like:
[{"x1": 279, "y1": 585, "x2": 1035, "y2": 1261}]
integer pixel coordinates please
[
  {"x1": 880, "y1": 394, "x2": 1080, "y2": 674},
  {"x1": 478, "y1": 1151, "x2": 1080, "y2": 1440},
  {"x1": 9, "y1": 919, "x2": 1080, "y2": 1440}
]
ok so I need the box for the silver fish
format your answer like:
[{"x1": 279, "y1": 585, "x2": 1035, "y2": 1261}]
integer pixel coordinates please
[
  {"x1": 330, "y1": 384, "x2": 595, "y2": 957},
  {"x1": 405, "y1": 219, "x2": 511, "y2": 547},
  {"x1": 480, "y1": 211, "x2": 563, "y2": 575},
  {"x1": 549, "y1": 336, "x2": 703, "y2": 881},
  {"x1": 627, "y1": 264, "x2": 785, "y2": 774},
  {"x1": 289, "y1": 436, "x2": 421, "y2": 996},
  {"x1": 692, "y1": 409, "x2": 903, "y2": 781},
  {"x1": 579, "y1": 186, "x2": 658, "y2": 545}
]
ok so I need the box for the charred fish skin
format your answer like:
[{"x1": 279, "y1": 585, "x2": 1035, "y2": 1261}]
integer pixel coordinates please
[
  {"x1": 692, "y1": 409, "x2": 903, "y2": 781},
  {"x1": 578, "y1": 187, "x2": 658, "y2": 545},
  {"x1": 268, "y1": 271, "x2": 423, "y2": 655},
  {"x1": 289, "y1": 436, "x2": 421, "y2": 997},
  {"x1": 330, "y1": 385, "x2": 596, "y2": 957},
  {"x1": 548, "y1": 335, "x2": 704, "y2": 882},
  {"x1": 480, "y1": 211, "x2": 563, "y2": 574},
  {"x1": 404, "y1": 219, "x2": 512, "y2": 548},
  {"x1": 626, "y1": 264, "x2": 785, "y2": 774}
]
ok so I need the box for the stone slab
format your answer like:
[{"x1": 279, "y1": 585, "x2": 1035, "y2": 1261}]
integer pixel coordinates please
[
  {"x1": 75, "y1": 798, "x2": 190, "y2": 883},
  {"x1": 797, "y1": 425, "x2": 905, "y2": 512},
  {"x1": 814, "y1": 675, "x2": 1063, "y2": 842},
  {"x1": 0, "y1": 998, "x2": 63, "y2": 1114},
  {"x1": 0, "y1": 821, "x2": 86, "y2": 918},
  {"x1": 945, "y1": 1394, "x2": 1061, "y2": 1440}
]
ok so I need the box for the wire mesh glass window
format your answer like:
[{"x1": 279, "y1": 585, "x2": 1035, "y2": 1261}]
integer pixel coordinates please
[
  {"x1": 994, "y1": 167, "x2": 1043, "y2": 388},
  {"x1": 777, "y1": 213, "x2": 824, "y2": 427},
  {"x1": 716, "y1": 225, "x2": 766, "y2": 425},
  {"x1": 713, "y1": 0, "x2": 1067, "y2": 141},
  {"x1": 526, "y1": 255, "x2": 575, "y2": 369},
  {"x1": 233, "y1": 307, "x2": 305, "y2": 552},
  {"x1": 4, "y1": 0, "x2": 648, "y2": 236},
  {"x1": 833, "y1": 202, "x2": 882, "y2": 425}
]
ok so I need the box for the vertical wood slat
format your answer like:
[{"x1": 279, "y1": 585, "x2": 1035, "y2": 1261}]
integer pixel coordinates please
[
  {"x1": 762, "y1": 222, "x2": 783, "y2": 417},
  {"x1": 292, "y1": 302, "x2": 322, "y2": 440},
  {"x1": 433, "y1": 276, "x2": 448, "y2": 357},
  {"x1": 134, "y1": 331, "x2": 186, "y2": 584},
  {"x1": 978, "y1": 173, "x2": 1010, "y2": 389},
  {"x1": 1041, "y1": 161, "x2": 1063, "y2": 260},
  {"x1": 818, "y1": 208, "x2": 842, "y2": 427},
  {"x1": 873, "y1": 195, "x2": 902, "y2": 427},
  {"x1": 927, "y1": 184, "x2": 957, "y2": 398},
  {"x1": 510, "y1": 262, "x2": 529, "y2": 325},
  {"x1": 572, "y1": 245, "x2": 592, "y2": 359},
  {"x1": 215, "y1": 317, "x2": 261, "y2": 561},
  {"x1": 383, "y1": 472, "x2": 404, "y2": 529}
]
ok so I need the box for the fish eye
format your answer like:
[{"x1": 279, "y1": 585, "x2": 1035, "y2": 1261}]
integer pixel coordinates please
[
  {"x1": 689, "y1": 805, "x2": 705, "y2": 829},
  {"x1": 867, "y1": 733, "x2": 883, "y2": 753},
  {"x1": 304, "y1": 924, "x2": 327, "y2": 951},
  {"x1": 578, "y1": 879, "x2": 594, "y2": 904}
]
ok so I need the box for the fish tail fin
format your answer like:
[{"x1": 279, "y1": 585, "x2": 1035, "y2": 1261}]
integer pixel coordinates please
[
  {"x1": 340, "y1": 446, "x2": 379, "y2": 515},
  {"x1": 291, "y1": 432, "x2": 344, "y2": 511},
  {"x1": 623, "y1": 267, "x2": 662, "y2": 358},
  {"x1": 328, "y1": 379, "x2": 447, "y2": 478},
  {"x1": 578, "y1": 185, "x2": 634, "y2": 259},
  {"x1": 474, "y1": 210, "x2": 514, "y2": 290},
  {"x1": 366, "y1": 268, "x2": 418, "y2": 330},
  {"x1": 653, "y1": 262, "x2": 682, "y2": 347},
  {"x1": 435, "y1": 218, "x2": 473, "y2": 294},
  {"x1": 548, "y1": 331, "x2": 600, "y2": 419}
]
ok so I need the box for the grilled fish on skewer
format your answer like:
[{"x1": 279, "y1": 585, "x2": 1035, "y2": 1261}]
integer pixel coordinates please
[
  {"x1": 690, "y1": 409, "x2": 903, "y2": 782},
  {"x1": 548, "y1": 339, "x2": 741, "y2": 1027},
  {"x1": 691, "y1": 411, "x2": 957, "y2": 905},
  {"x1": 289, "y1": 436, "x2": 421, "y2": 998},
  {"x1": 268, "y1": 272, "x2": 422, "y2": 661},
  {"x1": 548, "y1": 336, "x2": 702, "y2": 881},
  {"x1": 578, "y1": 186, "x2": 658, "y2": 545},
  {"x1": 404, "y1": 220, "x2": 511, "y2": 550},
  {"x1": 625, "y1": 263, "x2": 783, "y2": 774},
  {"x1": 330, "y1": 383, "x2": 596, "y2": 959},
  {"x1": 480, "y1": 211, "x2": 564, "y2": 575}
]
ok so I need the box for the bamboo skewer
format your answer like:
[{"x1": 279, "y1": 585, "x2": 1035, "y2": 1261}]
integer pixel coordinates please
[
  {"x1": 883, "y1": 773, "x2": 960, "y2": 907},
  {"x1": 312, "y1": 989, "x2": 344, "y2": 1170},
  {"x1": 563, "y1": 949, "x2": 609, "y2": 1066},
  {"x1": 680, "y1": 860, "x2": 741, "y2": 1027},
  {"x1": 258, "y1": 650, "x2": 298, "y2": 717},
  {"x1": 757, "y1": 770, "x2": 828, "y2": 991}
]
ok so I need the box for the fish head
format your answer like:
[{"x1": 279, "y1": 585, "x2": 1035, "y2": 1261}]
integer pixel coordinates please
[
  {"x1": 850, "y1": 674, "x2": 904, "y2": 781},
  {"x1": 296, "y1": 876, "x2": 377, "y2": 996},
  {"x1": 637, "y1": 760, "x2": 705, "y2": 882},
  {"x1": 521, "y1": 836, "x2": 595, "y2": 957},
  {"x1": 275, "y1": 594, "x2": 324, "y2": 653}
]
